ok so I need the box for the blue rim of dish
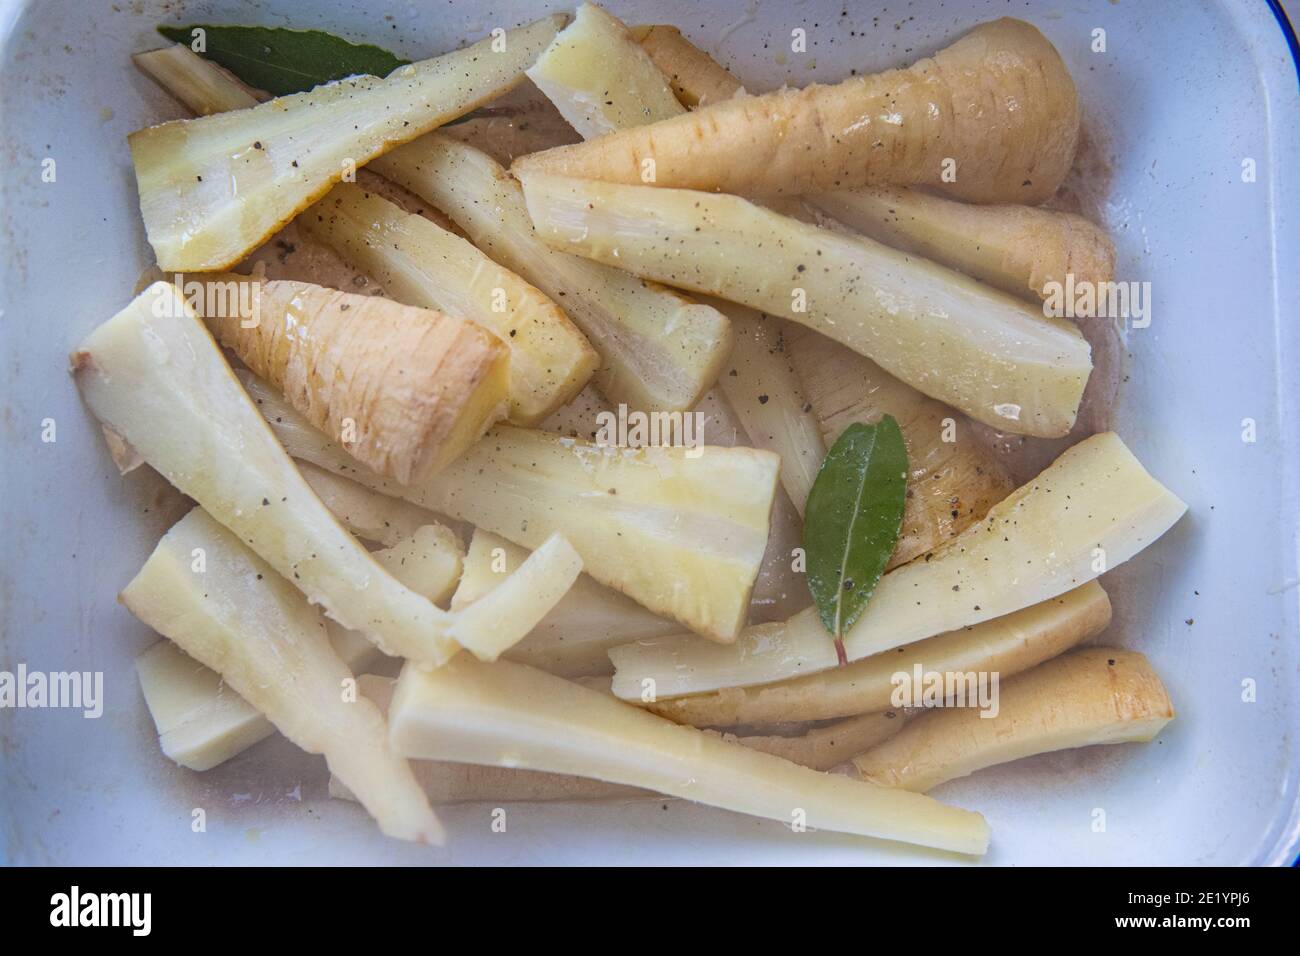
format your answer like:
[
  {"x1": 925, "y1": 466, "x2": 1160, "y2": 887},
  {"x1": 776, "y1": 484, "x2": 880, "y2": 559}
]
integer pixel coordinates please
[{"x1": 1267, "y1": 0, "x2": 1300, "y2": 85}]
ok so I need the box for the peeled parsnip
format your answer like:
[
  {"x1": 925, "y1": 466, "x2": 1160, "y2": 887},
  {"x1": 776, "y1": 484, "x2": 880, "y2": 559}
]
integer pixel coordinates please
[
  {"x1": 245, "y1": 375, "x2": 780, "y2": 643},
  {"x1": 389, "y1": 654, "x2": 990, "y2": 855},
  {"x1": 647, "y1": 582, "x2": 1110, "y2": 727},
  {"x1": 301, "y1": 184, "x2": 597, "y2": 424},
  {"x1": 121, "y1": 508, "x2": 442, "y2": 843},
  {"x1": 610, "y1": 433, "x2": 1186, "y2": 699},
  {"x1": 296, "y1": 460, "x2": 454, "y2": 550},
  {"x1": 515, "y1": 18, "x2": 1078, "y2": 205},
  {"x1": 787, "y1": 328, "x2": 1013, "y2": 567},
  {"x1": 453, "y1": 530, "x2": 677, "y2": 678},
  {"x1": 852, "y1": 648, "x2": 1175, "y2": 792},
  {"x1": 520, "y1": 172, "x2": 1093, "y2": 438},
  {"x1": 527, "y1": 4, "x2": 682, "y2": 138},
  {"x1": 73, "y1": 284, "x2": 575, "y2": 667},
  {"x1": 133, "y1": 44, "x2": 261, "y2": 114},
  {"x1": 201, "y1": 276, "x2": 508, "y2": 484},
  {"x1": 370, "y1": 135, "x2": 733, "y2": 413},
  {"x1": 129, "y1": 16, "x2": 564, "y2": 271},
  {"x1": 720, "y1": 712, "x2": 908, "y2": 772},
  {"x1": 630, "y1": 24, "x2": 743, "y2": 107}
]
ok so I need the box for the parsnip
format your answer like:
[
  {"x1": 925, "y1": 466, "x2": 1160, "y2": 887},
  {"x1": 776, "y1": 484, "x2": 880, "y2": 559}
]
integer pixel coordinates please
[
  {"x1": 722, "y1": 713, "x2": 908, "y2": 772},
  {"x1": 714, "y1": 306, "x2": 823, "y2": 513},
  {"x1": 121, "y1": 508, "x2": 442, "y2": 843},
  {"x1": 810, "y1": 187, "x2": 1116, "y2": 302},
  {"x1": 610, "y1": 432, "x2": 1186, "y2": 698},
  {"x1": 296, "y1": 460, "x2": 453, "y2": 550},
  {"x1": 201, "y1": 275, "x2": 508, "y2": 484},
  {"x1": 627, "y1": 24, "x2": 1114, "y2": 302},
  {"x1": 134, "y1": 44, "x2": 261, "y2": 114},
  {"x1": 852, "y1": 648, "x2": 1175, "y2": 792},
  {"x1": 301, "y1": 184, "x2": 596, "y2": 424},
  {"x1": 514, "y1": 18, "x2": 1078, "y2": 205},
  {"x1": 370, "y1": 136, "x2": 731, "y2": 413},
  {"x1": 630, "y1": 25, "x2": 743, "y2": 107},
  {"x1": 129, "y1": 16, "x2": 564, "y2": 271},
  {"x1": 73, "y1": 284, "x2": 573, "y2": 667},
  {"x1": 526, "y1": 4, "x2": 682, "y2": 138},
  {"x1": 388, "y1": 655, "x2": 990, "y2": 855},
  {"x1": 520, "y1": 172, "x2": 1093, "y2": 438},
  {"x1": 245, "y1": 375, "x2": 779, "y2": 643},
  {"x1": 787, "y1": 328, "x2": 1013, "y2": 567},
  {"x1": 453, "y1": 530, "x2": 676, "y2": 677},
  {"x1": 647, "y1": 581, "x2": 1110, "y2": 727}
]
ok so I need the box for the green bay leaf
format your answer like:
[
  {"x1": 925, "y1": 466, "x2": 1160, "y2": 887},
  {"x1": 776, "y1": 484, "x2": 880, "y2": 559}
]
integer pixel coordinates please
[
  {"x1": 803, "y1": 416, "x2": 908, "y2": 661},
  {"x1": 157, "y1": 24, "x2": 410, "y2": 96}
]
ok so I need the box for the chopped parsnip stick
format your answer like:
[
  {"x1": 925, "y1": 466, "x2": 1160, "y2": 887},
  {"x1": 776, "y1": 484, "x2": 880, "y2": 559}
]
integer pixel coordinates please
[
  {"x1": 629, "y1": 24, "x2": 743, "y2": 107},
  {"x1": 128, "y1": 16, "x2": 565, "y2": 271},
  {"x1": 454, "y1": 530, "x2": 677, "y2": 678},
  {"x1": 647, "y1": 582, "x2": 1110, "y2": 727},
  {"x1": 122, "y1": 509, "x2": 442, "y2": 843},
  {"x1": 201, "y1": 275, "x2": 509, "y2": 484},
  {"x1": 518, "y1": 173, "x2": 1093, "y2": 438},
  {"x1": 713, "y1": 305, "x2": 823, "y2": 513},
  {"x1": 369, "y1": 135, "x2": 733, "y2": 413},
  {"x1": 722, "y1": 712, "x2": 908, "y2": 772},
  {"x1": 389, "y1": 655, "x2": 990, "y2": 855},
  {"x1": 810, "y1": 188, "x2": 1117, "y2": 302},
  {"x1": 610, "y1": 433, "x2": 1186, "y2": 699},
  {"x1": 331, "y1": 675, "x2": 648, "y2": 803},
  {"x1": 133, "y1": 44, "x2": 261, "y2": 114},
  {"x1": 297, "y1": 460, "x2": 453, "y2": 550},
  {"x1": 787, "y1": 328, "x2": 1013, "y2": 568},
  {"x1": 301, "y1": 184, "x2": 597, "y2": 424},
  {"x1": 527, "y1": 4, "x2": 682, "y2": 138},
  {"x1": 244, "y1": 375, "x2": 780, "y2": 643},
  {"x1": 852, "y1": 648, "x2": 1175, "y2": 792},
  {"x1": 629, "y1": 24, "x2": 1115, "y2": 305},
  {"x1": 514, "y1": 19, "x2": 1078, "y2": 205}
]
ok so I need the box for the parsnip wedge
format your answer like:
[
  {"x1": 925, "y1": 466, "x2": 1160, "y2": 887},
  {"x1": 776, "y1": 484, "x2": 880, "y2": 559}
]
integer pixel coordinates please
[
  {"x1": 134, "y1": 44, "x2": 261, "y2": 114},
  {"x1": 453, "y1": 530, "x2": 677, "y2": 678},
  {"x1": 202, "y1": 275, "x2": 509, "y2": 483},
  {"x1": 244, "y1": 375, "x2": 779, "y2": 643},
  {"x1": 787, "y1": 328, "x2": 1013, "y2": 567},
  {"x1": 73, "y1": 283, "x2": 573, "y2": 667},
  {"x1": 852, "y1": 648, "x2": 1175, "y2": 792},
  {"x1": 647, "y1": 582, "x2": 1110, "y2": 727},
  {"x1": 301, "y1": 183, "x2": 597, "y2": 424},
  {"x1": 519, "y1": 173, "x2": 1093, "y2": 438},
  {"x1": 722, "y1": 713, "x2": 908, "y2": 772},
  {"x1": 128, "y1": 16, "x2": 564, "y2": 271},
  {"x1": 526, "y1": 4, "x2": 682, "y2": 138},
  {"x1": 121, "y1": 508, "x2": 442, "y2": 843},
  {"x1": 629, "y1": 24, "x2": 743, "y2": 107},
  {"x1": 389, "y1": 655, "x2": 990, "y2": 855},
  {"x1": 610, "y1": 432, "x2": 1186, "y2": 699},
  {"x1": 369, "y1": 135, "x2": 733, "y2": 413},
  {"x1": 297, "y1": 460, "x2": 454, "y2": 550}
]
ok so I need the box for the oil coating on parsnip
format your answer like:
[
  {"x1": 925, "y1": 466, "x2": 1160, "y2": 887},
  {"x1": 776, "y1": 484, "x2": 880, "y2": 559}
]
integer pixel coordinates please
[
  {"x1": 519, "y1": 172, "x2": 1093, "y2": 438},
  {"x1": 129, "y1": 15, "x2": 565, "y2": 271},
  {"x1": 121, "y1": 508, "x2": 443, "y2": 844},
  {"x1": 609, "y1": 433, "x2": 1185, "y2": 699}
]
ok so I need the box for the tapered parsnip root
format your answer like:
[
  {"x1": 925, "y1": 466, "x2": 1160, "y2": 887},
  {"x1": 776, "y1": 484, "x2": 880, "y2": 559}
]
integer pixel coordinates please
[
  {"x1": 787, "y1": 328, "x2": 1013, "y2": 566},
  {"x1": 630, "y1": 25, "x2": 744, "y2": 107},
  {"x1": 134, "y1": 44, "x2": 261, "y2": 114},
  {"x1": 245, "y1": 376, "x2": 779, "y2": 642},
  {"x1": 610, "y1": 433, "x2": 1185, "y2": 698},
  {"x1": 370, "y1": 135, "x2": 733, "y2": 413},
  {"x1": 122, "y1": 509, "x2": 442, "y2": 843},
  {"x1": 648, "y1": 582, "x2": 1110, "y2": 727},
  {"x1": 852, "y1": 648, "x2": 1175, "y2": 791},
  {"x1": 129, "y1": 16, "x2": 564, "y2": 271},
  {"x1": 811, "y1": 187, "x2": 1116, "y2": 301},
  {"x1": 453, "y1": 530, "x2": 676, "y2": 677},
  {"x1": 515, "y1": 18, "x2": 1078, "y2": 204},
  {"x1": 527, "y1": 4, "x2": 682, "y2": 138},
  {"x1": 201, "y1": 276, "x2": 508, "y2": 483},
  {"x1": 301, "y1": 184, "x2": 597, "y2": 424},
  {"x1": 520, "y1": 173, "x2": 1092, "y2": 437},
  {"x1": 389, "y1": 655, "x2": 990, "y2": 855}
]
